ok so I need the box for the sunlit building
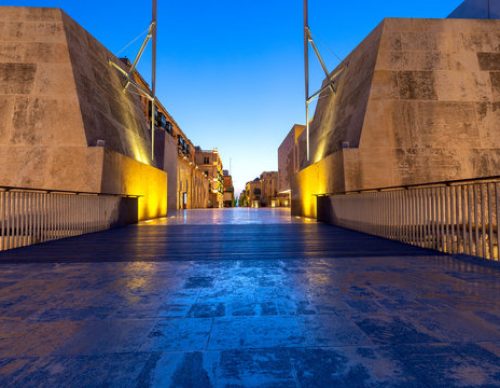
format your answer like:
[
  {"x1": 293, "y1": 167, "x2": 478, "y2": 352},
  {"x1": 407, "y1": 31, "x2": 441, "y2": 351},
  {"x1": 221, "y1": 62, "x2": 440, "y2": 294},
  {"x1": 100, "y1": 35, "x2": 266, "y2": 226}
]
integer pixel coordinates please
[
  {"x1": 242, "y1": 171, "x2": 280, "y2": 208},
  {"x1": 223, "y1": 170, "x2": 235, "y2": 207},
  {"x1": 259, "y1": 171, "x2": 278, "y2": 207},
  {"x1": 195, "y1": 148, "x2": 224, "y2": 208},
  {"x1": 245, "y1": 178, "x2": 262, "y2": 208}
]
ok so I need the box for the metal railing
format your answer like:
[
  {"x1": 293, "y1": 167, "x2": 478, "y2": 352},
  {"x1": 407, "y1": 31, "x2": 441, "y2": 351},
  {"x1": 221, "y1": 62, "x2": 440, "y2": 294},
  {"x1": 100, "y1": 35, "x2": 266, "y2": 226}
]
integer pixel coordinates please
[
  {"x1": 320, "y1": 178, "x2": 500, "y2": 261},
  {"x1": 0, "y1": 187, "x2": 138, "y2": 252}
]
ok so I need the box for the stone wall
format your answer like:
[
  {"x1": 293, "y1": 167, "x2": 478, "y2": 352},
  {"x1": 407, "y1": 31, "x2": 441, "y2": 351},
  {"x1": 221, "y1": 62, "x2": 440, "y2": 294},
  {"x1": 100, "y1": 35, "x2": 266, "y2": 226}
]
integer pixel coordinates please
[
  {"x1": 0, "y1": 7, "x2": 167, "y2": 221},
  {"x1": 293, "y1": 17, "x2": 500, "y2": 217}
]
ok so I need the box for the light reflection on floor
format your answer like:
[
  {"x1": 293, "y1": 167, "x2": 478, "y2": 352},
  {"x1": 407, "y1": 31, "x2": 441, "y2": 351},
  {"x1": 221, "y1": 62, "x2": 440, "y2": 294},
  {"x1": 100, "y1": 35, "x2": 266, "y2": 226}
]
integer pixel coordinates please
[
  {"x1": 0, "y1": 208, "x2": 499, "y2": 386},
  {"x1": 141, "y1": 208, "x2": 302, "y2": 226}
]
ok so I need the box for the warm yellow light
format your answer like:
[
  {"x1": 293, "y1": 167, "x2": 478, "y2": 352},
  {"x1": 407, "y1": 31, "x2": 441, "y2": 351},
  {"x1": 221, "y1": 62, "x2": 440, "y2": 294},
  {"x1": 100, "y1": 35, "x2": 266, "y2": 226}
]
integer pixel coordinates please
[{"x1": 105, "y1": 152, "x2": 167, "y2": 221}]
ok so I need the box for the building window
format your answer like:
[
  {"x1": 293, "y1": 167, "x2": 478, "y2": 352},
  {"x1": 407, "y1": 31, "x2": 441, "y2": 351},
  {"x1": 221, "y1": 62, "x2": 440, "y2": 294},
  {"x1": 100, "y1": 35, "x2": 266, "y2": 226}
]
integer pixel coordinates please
[{"x1": 204, "y1": 157, "x2": 210, "y2": 164}]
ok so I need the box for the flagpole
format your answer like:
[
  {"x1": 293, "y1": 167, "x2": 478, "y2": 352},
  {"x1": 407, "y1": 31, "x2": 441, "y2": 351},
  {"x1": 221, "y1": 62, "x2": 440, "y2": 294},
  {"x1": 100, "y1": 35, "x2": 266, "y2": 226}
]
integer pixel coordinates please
[
  {"x1": 303, "y1": 0, "x2": 310, "y2": 161},
  {"x1": 151, "y1": 0, "x2": 157, "y2": 161}
]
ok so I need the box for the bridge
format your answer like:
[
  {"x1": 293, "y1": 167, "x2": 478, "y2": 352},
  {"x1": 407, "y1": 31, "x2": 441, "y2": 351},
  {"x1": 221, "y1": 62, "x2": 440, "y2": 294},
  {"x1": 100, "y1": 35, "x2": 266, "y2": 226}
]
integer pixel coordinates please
[{"x1": 0, "y1": 208, "x2": 499, "y2": 386}]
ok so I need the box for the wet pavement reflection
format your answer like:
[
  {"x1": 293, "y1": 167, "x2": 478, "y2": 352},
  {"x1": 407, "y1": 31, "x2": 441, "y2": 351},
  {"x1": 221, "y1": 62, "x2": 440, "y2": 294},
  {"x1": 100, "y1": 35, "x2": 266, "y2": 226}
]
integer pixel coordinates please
[{"x1": 0, "y1": 208, "x2": 499, "y2": 387}]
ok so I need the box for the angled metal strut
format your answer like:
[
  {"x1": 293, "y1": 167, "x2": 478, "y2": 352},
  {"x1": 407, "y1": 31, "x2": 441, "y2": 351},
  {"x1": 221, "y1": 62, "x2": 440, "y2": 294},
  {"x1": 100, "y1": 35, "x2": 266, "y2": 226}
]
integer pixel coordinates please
[
  {"x1": 109, "y1": 0, "x2": 158, "y2": 161},
  {"x1": 303, "y1": 0, "x2": 344, "y2": 161}
]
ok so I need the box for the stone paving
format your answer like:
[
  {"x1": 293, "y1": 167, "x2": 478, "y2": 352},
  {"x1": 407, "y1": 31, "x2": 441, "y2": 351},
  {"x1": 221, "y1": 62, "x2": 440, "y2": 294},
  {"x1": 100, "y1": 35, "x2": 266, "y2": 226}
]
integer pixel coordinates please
[{"x1": 0, "y1": 208, "x2": 499, "y2": 387}]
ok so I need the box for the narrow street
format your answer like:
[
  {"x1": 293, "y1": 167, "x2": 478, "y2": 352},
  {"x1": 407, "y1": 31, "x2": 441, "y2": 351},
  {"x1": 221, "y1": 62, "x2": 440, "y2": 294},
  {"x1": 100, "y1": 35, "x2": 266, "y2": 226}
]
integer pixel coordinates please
[{"x1": 0, "y1": 209, "x2": 499, "y2": 386}]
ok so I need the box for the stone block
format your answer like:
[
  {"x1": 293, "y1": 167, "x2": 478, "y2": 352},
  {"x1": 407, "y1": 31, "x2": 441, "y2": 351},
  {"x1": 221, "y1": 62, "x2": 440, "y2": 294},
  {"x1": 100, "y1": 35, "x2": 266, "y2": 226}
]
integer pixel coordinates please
[
  {"x1": 398, "y1": 71, "x2": 437, "y2": 100},
  {"x1": 33, "y1": 63, "x2": 75, "y2": 95},
  {"x1": 0, "y1": 43, "x2": 23, "y2": 62},
  {"x1": 475, "y1": 102, "x2": 500, "y2": 145},
  {"x1": 0, "y1": 63, "x2": 36, "y2": 94},
  {"x1": 478, "y1": 52, "x2": 500, "y2": 70},
  {"x1": 370, "y1": 71, "x2": 399, "y2": 100},
  {"x1": 0, "y1": 96, "x2": 13, "y2": 143},
  {"x1": 23, "y1": 42, "x2": 68, "y2": 63},
  {"x1": 11, "y1": 96, "x2": 84, "y2": 146},
  {"x1": 434, "y1": 71, "x2": 492, "y2": 101}
]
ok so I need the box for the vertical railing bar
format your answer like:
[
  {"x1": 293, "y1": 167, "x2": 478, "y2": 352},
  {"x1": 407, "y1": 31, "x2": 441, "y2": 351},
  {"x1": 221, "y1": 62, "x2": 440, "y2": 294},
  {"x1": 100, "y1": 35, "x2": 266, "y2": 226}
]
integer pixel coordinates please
[
  {"x1": 19, "y1": 192, "x2": 24, "y2": 248},
  {"x1": 432, "y1": 187, "x2": 437, "y2": 250},
  {"x1": 406, "y1": 190, "x2": 410, "y2": 244},
  {"x1": 42, "y1": 193, "x2": 47, "y2": 242},
  {"x1": 0, "y1": 191, "x2": 4, "y2": 252},
  {"x1": 419, "y1": 188, "x2": 424, "y2": 248},
  {"x1": 403, "y1": 190, "x2": 407, "y2": 244},
  {"x1": 488, "y1": 183, "x2": 494, "y2": 260},
  {"x1": 413, "y1": 189, "x2": 417, "y2": 246},
  {"x1": 450, "y1": 186, "x2": 456, "y2": 254},
  {"x1": 26, "y1": 192, "x2": 31, "y2": 247},
  {"x1": 474, "y1": 185, "x2": 479, "y2": 257},
  {"x1": 438, "y1": 187, "x2": 443, "y2": 253},
  {"x1": 480, "y1": 184, "x2": 487, "y2": 259},
  {"x1": 35, "y1": 192, "x2": 39, "y2": 244},
  {"x1": 425, "y1": 188, "x2": 434, "y2": 249},
  {"x1": 46, "y1": 193, "x2": 50, "y2": 241},
  {"x1": 415, "y1": 189, "x2": 423, "y2": 247},
  {"x1": 408, "y1": 189, "x2": 412, "y2": 245},
  {"x1": 13, "y1": 192, "x2": 17, "y2": 249},
  {"x1": 5, "y1": 192, "x2": 10, "y2": 251},
  {"x1": 445, "y1": 186, "x2": 450, "y2": 253},
  {"x1": 459, "y1": 185, "x2": 467, "y2": 255},
  {"x1": 460, "y1": 185, "x2": 467, "y2": 255},
  {"x1": 63, "y1": 194, "x2": 66, "y2": 237},
  {"x1": 496, "y1": 183, "x2": 500, "y2": 261},
  {"x1": 18, "y1": 192, "x2": 23, "y2": 248},
  {"x1": 468, "y1": 185, "x2": 473, "y2": 256},
  {"x1": 387, "y1": 191, "x2": 391, "y2": 239},
  {"x1": 453, "y1": 186, "x2": 459, "y2": 254}
]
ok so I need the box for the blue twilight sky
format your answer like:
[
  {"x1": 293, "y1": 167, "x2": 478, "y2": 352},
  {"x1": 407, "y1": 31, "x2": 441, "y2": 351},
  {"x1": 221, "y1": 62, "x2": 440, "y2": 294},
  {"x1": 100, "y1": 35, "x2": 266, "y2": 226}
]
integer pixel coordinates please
[{"x1": 2, "y1": 0, "x2": 463, "y2": 194}]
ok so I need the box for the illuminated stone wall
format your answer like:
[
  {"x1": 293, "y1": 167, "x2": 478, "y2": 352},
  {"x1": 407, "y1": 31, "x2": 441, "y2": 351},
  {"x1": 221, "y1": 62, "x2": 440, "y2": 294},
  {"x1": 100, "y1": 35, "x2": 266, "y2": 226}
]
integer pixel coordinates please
[
  {"x1": 293, "y1": 17, "x2": 500, "y2": 217},
  {"x1": 101, "y1": 149, "x2": 167, "y2": 221},
  {"x1": 278, "y1": 124, "x2": 305, "y2": 194},
  {"x1": 0, "y1": 7, "x2": 167, "y2": 220}
]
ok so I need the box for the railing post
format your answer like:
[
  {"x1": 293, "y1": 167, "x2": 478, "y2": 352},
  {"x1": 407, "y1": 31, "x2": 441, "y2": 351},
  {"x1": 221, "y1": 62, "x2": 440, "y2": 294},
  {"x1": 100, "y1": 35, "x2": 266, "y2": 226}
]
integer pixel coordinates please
[
  {"x1": 0, "y1": 191, "x2": 4, "y2": 252},
  {"x1": 496, "y1": 183, "x2": 500, "y2": 261},
  {"x1": 487, "y1": 183, "x2": 494, "y2": 260}
]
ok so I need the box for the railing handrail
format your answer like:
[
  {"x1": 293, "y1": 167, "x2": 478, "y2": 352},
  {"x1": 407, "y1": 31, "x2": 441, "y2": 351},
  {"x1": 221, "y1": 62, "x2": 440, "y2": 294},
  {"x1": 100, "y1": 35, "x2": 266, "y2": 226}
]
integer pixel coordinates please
[
  {"x1": 315, "y1": 175, "x2": 500, "y2": 197},
  {"x1": 0, "y1": 185, "x2": 142, "y2": 198}
]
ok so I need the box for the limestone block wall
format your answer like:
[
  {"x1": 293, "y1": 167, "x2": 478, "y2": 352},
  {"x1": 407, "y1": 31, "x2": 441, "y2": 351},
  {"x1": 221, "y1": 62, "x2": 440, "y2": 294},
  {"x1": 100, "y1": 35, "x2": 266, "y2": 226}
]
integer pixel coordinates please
[
  {"x1": 294, "y1": 17, "x2": 500, "y2": 217},
  {"x1": 101, "y1": 149, "x2": 167, "y2": 221},
  {"x1": 357, "y1": 18, "x2": 500, "y2": 190},
  {"x1": 0, "y1": 7, "x2": 167, "y2": 220},
  {"x1": 0, "y1": 7, "x2": 92, "y2": 191}
]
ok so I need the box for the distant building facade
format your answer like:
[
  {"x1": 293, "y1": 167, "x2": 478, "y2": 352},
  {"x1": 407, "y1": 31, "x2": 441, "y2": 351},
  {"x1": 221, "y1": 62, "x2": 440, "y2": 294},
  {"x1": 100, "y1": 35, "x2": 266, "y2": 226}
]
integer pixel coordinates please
[
  {"x1": 278, "y1": 124, "x2": 305, "y2": 207},
  {"x1": 195, "y1": 148, "x2": 224, "y2": 208},
  {"x1": 245, "y1": 179, "x2": 262, "y2": 208},
  {"x1": 242, "y1": 171, "x2": 285, "y2": 208},
  {"x1": 223, "y1": 170, "x2": 235, "y2": 207},
  {"x1": 260, "y1": 171, "x2": 278, "y2": 207}
]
